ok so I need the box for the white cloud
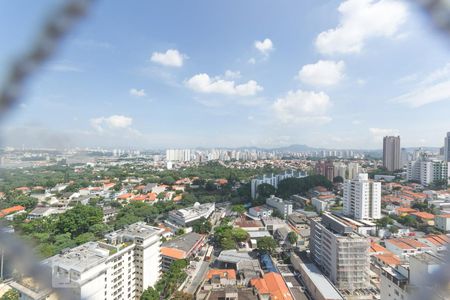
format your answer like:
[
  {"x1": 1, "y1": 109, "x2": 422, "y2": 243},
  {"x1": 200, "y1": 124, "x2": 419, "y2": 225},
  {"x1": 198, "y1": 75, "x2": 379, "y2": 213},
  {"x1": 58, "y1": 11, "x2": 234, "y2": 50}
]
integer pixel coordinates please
[
  {"x1": 91, "y1": 115, "x2": 133, "y2": 132},
  {"x1": 150, "y1": 49, "x2": 186, "y2": 67},
  {"x1": 369, "y1": 127, "x2": 400, "y2": 141},
  {"x1": 297, "y1": 60, "x2": 345, "y2": 87},
  {"x1": 254, "y1": 38, "x2": 274, "y2": 55},
  {"x1": 392, "y1": 63, "x2": 450, "y2": 107},
  {"x1": 272, "y1": 90, "x2": 332, "y2": 124},
  {"x1": 315, "y1": 0, "x2": 407, "y2": 55},
  {"x1": 129, "y1": 88, "x2": 146, "y2": 97},
  {"x1": 185, "y1": 73, "x2": 263, "y2": 96},
  {"x1": 224, "y1": 70, "x2": 241, "y2": 79}
]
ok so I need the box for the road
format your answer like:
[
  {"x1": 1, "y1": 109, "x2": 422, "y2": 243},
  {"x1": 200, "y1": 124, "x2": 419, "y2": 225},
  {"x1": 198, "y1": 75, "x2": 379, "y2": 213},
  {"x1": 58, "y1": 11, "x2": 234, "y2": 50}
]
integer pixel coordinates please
[{"x1": 184, "y1": 260, "x2": 209, "y2": 294}]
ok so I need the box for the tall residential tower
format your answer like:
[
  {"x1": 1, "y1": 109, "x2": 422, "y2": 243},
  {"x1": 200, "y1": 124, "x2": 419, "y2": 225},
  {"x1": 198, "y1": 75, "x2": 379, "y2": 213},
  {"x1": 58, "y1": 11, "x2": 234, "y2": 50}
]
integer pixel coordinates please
[
  {"x1": 383, "y1": 136, "x2": 401, "y2": 171},
  {"x1": 343, "y1": 173, "x2": 381, "y2": 220}
]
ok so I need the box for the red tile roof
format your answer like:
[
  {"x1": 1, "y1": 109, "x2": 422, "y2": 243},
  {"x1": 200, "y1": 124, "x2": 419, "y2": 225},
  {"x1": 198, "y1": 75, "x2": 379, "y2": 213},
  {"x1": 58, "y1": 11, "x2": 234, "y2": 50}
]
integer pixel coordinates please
[
  {"x1": 251, "y1": 272, "x2": 293, "y2": 300},
  {"x1": 0, "y1": 205, "x2": 25, "y2": 218},
  {"x1": 206, "y1": 269, "x2": 237, "y2": 280}
]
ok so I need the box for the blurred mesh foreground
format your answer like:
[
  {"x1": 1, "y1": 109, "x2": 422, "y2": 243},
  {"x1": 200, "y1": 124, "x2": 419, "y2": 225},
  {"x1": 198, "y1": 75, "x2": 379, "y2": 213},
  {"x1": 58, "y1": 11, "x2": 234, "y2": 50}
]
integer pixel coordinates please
[{"x1": 0, "y1": 0, "x2": 449, "y2": 300}]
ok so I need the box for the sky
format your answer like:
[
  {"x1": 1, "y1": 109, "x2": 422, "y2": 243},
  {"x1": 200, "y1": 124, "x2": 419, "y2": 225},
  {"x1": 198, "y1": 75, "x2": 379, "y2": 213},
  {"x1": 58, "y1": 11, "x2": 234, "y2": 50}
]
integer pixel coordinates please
[{"x1": 1, "y1": 0, "x2": 450, "y2": 150}]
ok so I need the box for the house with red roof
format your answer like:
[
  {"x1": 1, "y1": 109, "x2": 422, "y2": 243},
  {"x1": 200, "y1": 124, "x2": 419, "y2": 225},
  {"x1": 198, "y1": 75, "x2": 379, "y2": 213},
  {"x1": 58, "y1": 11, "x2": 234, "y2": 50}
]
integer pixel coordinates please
[
  {"x1": 250, "y1": 272, "x2": 293, "y2": 300},
  {"x1": 0, "y1": 205, "x2": 26, "y2": 218}
]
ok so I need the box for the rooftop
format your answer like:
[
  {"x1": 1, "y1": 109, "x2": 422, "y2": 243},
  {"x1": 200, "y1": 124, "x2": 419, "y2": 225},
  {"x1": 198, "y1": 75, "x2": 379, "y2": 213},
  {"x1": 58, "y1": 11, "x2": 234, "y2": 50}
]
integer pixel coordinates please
[
  {"x1": 161, "y1": 231, "x2": 205, "y2": 254},
  {"x1": 42, "y1": 242, "x2": 109, "y2": 273}
]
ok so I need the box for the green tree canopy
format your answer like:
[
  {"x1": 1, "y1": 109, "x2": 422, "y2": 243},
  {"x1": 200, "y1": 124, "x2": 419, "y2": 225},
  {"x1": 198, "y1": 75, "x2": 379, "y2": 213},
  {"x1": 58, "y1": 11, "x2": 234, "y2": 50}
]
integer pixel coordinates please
[
  {"x1": 257, "y1": 236, "x2": 278, "y2": 254},
  {"x1": 257, "y1": 183, "x2": 276, "y2": 198}
]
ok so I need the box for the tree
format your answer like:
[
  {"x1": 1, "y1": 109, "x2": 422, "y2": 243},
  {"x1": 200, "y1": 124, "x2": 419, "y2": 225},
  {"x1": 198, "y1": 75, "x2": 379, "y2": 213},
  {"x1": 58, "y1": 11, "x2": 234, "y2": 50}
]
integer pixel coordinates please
[
  {"x1": 231, "y1": 204, "x2": 246, "y2": 214},
  {"x1": 287, "y1": 231, "x2": 298, "y2": 245},
  {"x1": 0, "y1": 290, "x2": 19, "y2": 300},
  {"x1": 205, "y1": 180, "x2": 216, "y2": 191},
  {"x1": 276, "y1": 175, "x2": 332, "y2": 198},
  {"x1": 389, "y1": 226, "x2": 399, "y2": 234},
  {"x1": 333, "y1": 176, "x2": 344, "y2": 184},
  {"x1": 191, "y1": 218, "x2": 212, "y2": 234},
  {"x1": 376, "y1": 216, "x2": 394, "y2": 228},
  {"x1": 140, "y1": 287, "x2": 159, "y2": 300},
  {"x1": 232, "y1": 228, "x2": 249, "y2": 242},
  {"x1": 161, "y1": 176, "x2": 176, "y2": 185},
  {"x1": 257, "y1": 183, "x2": 276, "y2": 198},
  {"x1": 257, "y1": 236, "x2": 278, "y2": 254},
  {"x1": 55, "y1": 204, "x2": 103, "y2": 238}
]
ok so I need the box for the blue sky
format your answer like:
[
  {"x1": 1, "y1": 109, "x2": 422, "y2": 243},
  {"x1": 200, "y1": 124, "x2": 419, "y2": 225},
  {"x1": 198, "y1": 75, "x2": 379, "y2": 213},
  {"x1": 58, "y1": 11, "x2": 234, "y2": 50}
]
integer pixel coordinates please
[{"x1": 1, "y1": 0, "x2": 450, "y2": 149}]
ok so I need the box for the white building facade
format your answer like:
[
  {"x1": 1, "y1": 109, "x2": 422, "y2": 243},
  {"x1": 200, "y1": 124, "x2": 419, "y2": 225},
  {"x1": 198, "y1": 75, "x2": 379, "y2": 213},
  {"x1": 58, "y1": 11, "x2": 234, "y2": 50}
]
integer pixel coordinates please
[
  {"x1": 265, "y1": 195, "x2": 293, "y2": 218},
  {"x1": 407, "y1": 159, "x2": 450, "y2": 186},
  {"x1": 343, "y1": 173, "x2": 381, "y2": 220},
  {"x1": 43, "y1": 223, "x2": 162, "y2": 300}
]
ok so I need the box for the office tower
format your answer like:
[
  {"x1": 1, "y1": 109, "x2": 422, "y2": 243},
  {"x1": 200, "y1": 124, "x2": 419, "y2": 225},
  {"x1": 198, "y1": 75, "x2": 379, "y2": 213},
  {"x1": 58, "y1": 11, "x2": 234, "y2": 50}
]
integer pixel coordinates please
[
  {"x1": 42, "y1": 223, "x2": 162, "y2": 300},
  {"x1": 445, "y1": 132, "x2": 450, "y2": 162},
  {"x1": 383, "y1": 136, "x2": 401, "y2": 171},
  {"x1": 314, "y1": 160, "x2": 335, "y2": 181},
  {"x1": 343, "y1": 173, "x2": 381, "y2": 220},
  {"x1": 310, "y1": 213, "x2": 370, "y2": 290}
]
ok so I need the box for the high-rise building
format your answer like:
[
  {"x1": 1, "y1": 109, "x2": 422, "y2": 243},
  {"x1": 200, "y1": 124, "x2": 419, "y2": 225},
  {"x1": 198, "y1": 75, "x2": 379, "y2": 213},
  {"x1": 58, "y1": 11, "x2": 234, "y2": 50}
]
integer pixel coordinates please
[
  {"x1": 42, "y1": 222, "x2": 162, "y2": 300},
  {"x1": 343, "y1": 173, "x2": 381, "y2": 220},
  {"x1": 407, "y1": 158, "x2": 450, "y2": 186},
  {"x1": 347, "y1": 162, "x2": 360, "y2": 180},
  {"x1": 314, "y1": 160, "x2": 335, "y2": 181},
  {"x1": 250, "y1": 170, "x2": 307, "y2": 199},
  {"x1": 310, "y1": 213, "x2": 370, "y2": 291},
  {"x1": 165, "y1": 149, "x2": 191, "y2": 162},
  {"x1": 444, "y1": 132, "x2": 450, "y2": 162},
  {"x1": 383, "y1": 136, "x2": 401, "y2": 171}
]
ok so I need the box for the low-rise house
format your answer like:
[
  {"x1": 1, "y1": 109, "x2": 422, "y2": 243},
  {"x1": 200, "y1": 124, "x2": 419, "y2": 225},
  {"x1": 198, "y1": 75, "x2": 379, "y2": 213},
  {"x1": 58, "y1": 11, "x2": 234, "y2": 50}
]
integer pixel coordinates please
[
  {"x1": 410, "y1": 211, "x2": 435, "y2": 226},
  {"x1": 417, "y1": 234, "x2": 449, "y2": 253},
  {"x1": 0, "y1": 205, "x2": 25, "y2": 219},
  {"x1": 250, "y1": 272, "x2": 293, "y2": 300},
  {"x1": 384, "y1": 238, "x2": 432, "y2": 259},
  {"x1": 204, "y1": 269, "x2": 237, "y2": 289},
  {"x1": 27, "y1": 206, "x2": 69, "y2": 220},
  {"x1": 234, "y1": 217, "x2": 265, "y2": 232},
  {"x1": 160, "y1": 232, "x2": 205, "y2": 271},
  {"x1": 248, "y1": 205, "x2": 273, "y2": 219},
  {"x1": 102, "y1": 207, "x2": 117, "y2": 223}
]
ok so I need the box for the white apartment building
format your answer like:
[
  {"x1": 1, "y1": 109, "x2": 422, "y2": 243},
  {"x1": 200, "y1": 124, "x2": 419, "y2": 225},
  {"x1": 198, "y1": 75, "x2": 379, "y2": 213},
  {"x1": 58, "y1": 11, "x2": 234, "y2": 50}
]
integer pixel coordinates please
[
  {"x1": 435, "y1": 214, "x2": 450, "y2": 232},
  {"x1": 250, "y1": 170, "x2": 307, "y2": 199},
  {"x1": 347, "y1": 162, "x2": 360, "y2": 180},
  {"x1": 266, "y1": 195, "x2": 293, "y2": 218},
  {"x1": 165, "y1": 149, "x2": 191, "y2": 162},
  {"x1": 310, "y1": 213, "x2": 370, "y2": 290},
  {"x1": 343, "y1": 173, "x2": 381, "y2": 221},
  {"x1": 407, "y1": 158, "x2": 450, "y2": 186},
  {"x1": 42, "y1": 222, "x2": 162, "y2": 300},
  {"x1": 168, "y1": 202, "x2": 215, "y2": 226}
]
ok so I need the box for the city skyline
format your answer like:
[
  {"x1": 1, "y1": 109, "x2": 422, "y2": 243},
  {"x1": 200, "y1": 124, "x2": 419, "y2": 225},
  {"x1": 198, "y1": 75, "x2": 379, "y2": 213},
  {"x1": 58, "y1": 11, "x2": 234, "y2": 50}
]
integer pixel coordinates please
[{"x1": 2, "y1": 1, "x2": 450, "y2": 149}]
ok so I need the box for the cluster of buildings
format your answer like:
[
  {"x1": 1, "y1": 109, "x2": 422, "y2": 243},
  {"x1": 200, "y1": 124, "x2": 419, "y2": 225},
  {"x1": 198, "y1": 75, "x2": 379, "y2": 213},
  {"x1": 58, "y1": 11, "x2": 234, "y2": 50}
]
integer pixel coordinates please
[{"x1": 250, "y1": 170, "x2": 308, "y2": 199}]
